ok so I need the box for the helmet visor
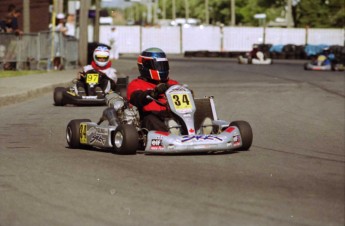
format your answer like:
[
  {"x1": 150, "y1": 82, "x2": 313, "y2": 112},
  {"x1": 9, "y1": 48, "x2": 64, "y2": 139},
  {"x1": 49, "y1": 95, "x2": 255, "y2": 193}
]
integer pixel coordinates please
[
  {"x1": 141, "y1": 57, "x2": 169, "y2": 71},
  {"x1": 95, "y1": 55, "x2": 109, "y2": 62}
]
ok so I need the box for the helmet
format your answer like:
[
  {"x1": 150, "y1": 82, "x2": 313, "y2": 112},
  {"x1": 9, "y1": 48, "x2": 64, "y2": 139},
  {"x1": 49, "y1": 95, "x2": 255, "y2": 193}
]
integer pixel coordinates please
[
  {"x1": 137, "y1": 47, "x2": 170, "y2": 83},
  {"x1": 322, "y1": 47, "x2": 330, "y2": 55},
  {"x1": 93, "y1": 46, "x2": 110, "y2": 67}
]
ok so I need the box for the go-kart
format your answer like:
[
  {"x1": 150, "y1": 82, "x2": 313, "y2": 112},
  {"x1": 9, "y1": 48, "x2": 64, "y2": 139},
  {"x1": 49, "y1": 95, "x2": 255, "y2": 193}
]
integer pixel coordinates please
[
  {"x1": 66, "y1": 84, "x2": 253, "y2": 155},
  {"x1": 238, "y1": 51, "x2": 272, "y2": 65},
  {"x1": 54, "y1": 70, "x2": 128, "y2": 106},
  {"x1": 304, "y1": 55, "x2": 344, "y2": 71}
]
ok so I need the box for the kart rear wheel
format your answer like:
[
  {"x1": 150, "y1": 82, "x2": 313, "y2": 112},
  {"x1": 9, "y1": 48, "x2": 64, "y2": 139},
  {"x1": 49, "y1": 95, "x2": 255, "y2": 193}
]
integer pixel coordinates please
[
  {"x1": 113, "y1": 124, "x2": 138, "y2": 155},
  {"x1": 66, "y1": 119, "x2": 91, "y2": 149},
  {"x1": 230, "y1": 120, "x2": 253, "y2": 151},
  {"x1": 54, "y1": 87, "x2": 66, "y2": 106}
]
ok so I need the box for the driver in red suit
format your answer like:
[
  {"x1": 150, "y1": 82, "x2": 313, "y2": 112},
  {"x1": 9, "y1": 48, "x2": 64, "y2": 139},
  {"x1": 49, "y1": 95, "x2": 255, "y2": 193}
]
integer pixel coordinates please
[{"x1": 127, "y1": 47, "x2": 179, "y2": 131}]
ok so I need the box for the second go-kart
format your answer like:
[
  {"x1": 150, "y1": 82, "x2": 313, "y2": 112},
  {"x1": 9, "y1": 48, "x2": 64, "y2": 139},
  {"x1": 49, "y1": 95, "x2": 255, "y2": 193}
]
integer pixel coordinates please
[
  {"x1": 304, "y1": 55, "x2": 344, "y2": 71},
  {"x1": 66, "y1": 84, "x2": 253, "y2": 155},
  {"x1": 54, "y1": 70, "x2": 128, "y2": 106},
  {"x1": 238, "y1": 51, "x2": 272, "y2": 65}
]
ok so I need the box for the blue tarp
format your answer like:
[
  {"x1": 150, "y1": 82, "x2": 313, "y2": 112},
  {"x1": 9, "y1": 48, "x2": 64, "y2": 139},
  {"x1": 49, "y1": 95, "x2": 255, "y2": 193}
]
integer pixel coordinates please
[
  {"x1": 269, "y1": 45, "x2": 284, "y2": 53},
  {"x1": 304, "y1": 44, "x2": 329, "y2": 56}
]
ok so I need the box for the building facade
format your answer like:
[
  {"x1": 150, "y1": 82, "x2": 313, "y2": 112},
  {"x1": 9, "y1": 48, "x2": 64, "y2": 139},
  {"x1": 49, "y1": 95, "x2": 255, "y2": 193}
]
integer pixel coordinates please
[{"x1": 1, "y1": 0, "x2": 51, "y2": 33}]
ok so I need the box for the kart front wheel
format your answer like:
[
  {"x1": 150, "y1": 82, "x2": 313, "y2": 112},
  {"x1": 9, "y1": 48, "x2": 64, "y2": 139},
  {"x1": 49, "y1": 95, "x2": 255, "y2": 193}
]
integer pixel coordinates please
[
  {"x1": 54, "y1": 87, "x2": 66, "y2": 106},
  {"x1": 113, "y1": 124, "x2": 138, "y2": 155},
  {"x1": 230, "y1": 120, "x2": 253, "y2": 151},
  {"x1": 304, "y1": 63, "x2": 309, "y2": 70},
  {"x1": 66, "y1": 119, "x2": 91, "y2": 149}
]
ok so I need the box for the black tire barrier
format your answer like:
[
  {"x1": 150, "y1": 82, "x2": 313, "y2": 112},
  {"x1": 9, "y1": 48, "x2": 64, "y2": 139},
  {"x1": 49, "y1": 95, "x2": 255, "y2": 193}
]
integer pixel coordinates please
[{"x1": 183, "y1": 44, "x2": 344, "y2": 63}]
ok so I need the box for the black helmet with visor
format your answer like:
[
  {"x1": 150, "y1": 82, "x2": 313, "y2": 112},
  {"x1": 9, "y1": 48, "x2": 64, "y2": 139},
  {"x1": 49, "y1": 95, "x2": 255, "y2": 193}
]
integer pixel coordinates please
[{"x1": 137, "y1": 47, "x2": 170, "y2": 83}]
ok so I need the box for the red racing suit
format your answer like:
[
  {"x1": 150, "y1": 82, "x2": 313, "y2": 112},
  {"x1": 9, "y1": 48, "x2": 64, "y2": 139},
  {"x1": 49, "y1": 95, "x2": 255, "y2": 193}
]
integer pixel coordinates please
[{"x1": 127, "y1": 77, "x2": 179, "y2": 114}]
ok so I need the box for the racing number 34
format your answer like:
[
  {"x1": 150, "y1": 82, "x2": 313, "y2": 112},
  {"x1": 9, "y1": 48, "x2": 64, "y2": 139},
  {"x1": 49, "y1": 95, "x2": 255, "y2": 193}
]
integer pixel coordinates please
[
  {"x1": 80, "y1": 123, "x2": 87, "y2": 144},
  {"x1": 172, "y1": 94, "x2": 192, "y2": 110}
]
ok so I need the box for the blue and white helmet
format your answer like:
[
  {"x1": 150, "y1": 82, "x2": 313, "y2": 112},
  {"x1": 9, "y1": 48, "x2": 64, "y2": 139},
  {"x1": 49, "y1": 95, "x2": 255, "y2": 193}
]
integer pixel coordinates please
[{"x1": 93, "y1": 46, "x2": 110, "y2": 67}]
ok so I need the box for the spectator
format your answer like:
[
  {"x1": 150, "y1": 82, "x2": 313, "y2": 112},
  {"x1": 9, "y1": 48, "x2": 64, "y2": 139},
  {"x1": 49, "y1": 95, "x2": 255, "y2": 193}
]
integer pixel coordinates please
[
  {"x1": 108, "y1": 26, "x2": 119, "y2": 60},
  {"x1": 55, "y1": 13, "x2": 67, "y2": 35},
  {"x1": 65, "y1": 14, "x2": 76, "y2": 38},
  {"x1": 53, "y1": 13, "x2": 67, "y2": 70},
  {"x1": 0, "y1": 4, "x2": 15, "y2": 33},
  {"x1": 10, "y1": 8, "x2": 23, "y2": 35},
  {"x1": 0, "y1": 16, "x2": 13, "y2": 33},
  {"x1": 6, "y1": 4, "x2": 16, "y2": 17}
]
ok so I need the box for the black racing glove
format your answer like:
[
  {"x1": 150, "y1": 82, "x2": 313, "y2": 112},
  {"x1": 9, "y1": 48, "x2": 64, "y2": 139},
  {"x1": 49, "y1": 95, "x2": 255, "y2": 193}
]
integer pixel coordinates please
[{"x1": 151, "y1": 83, "x2": 169, "y2": 99}]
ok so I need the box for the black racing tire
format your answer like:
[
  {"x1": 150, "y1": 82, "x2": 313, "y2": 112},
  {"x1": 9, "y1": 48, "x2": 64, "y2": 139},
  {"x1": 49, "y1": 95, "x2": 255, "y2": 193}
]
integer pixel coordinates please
[
  {"x1": 112, "y1": 124, "x2": 138, "y2": 155},
  {"x1": 66, "y1": 119, "x2": 91, "y2": 149},
  {"x1": 230, "y1": 120, "x2": 253, "y2": 151},
  {"x1": 54, "y1": 87, "x2": 66, "y2": 106},
  {"x1": 304, "y1": 63, "x2": 309, "y2": 70}
]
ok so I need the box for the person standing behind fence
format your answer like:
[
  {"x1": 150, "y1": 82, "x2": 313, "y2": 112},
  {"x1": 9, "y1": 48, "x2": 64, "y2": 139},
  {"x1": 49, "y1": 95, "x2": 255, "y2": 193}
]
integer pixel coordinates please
[
  {"x1": 9, "y1": 8, "x2": 23, "y2": 36},
  {"x1": 2, "y1": 5, "x2": 23, "y2": 70},
  {"x1": 0, "y1": 4, "x2": 15, "y2": 33},
  {"x1": 108, "y1": 27, "x2": 119, "y2": 60},
  {"x1": 52, "y1": 13, "x2": 67, "y2": 70},
  {"x1": 65, "y1": 14, "x2": 76, "y2": 38}
]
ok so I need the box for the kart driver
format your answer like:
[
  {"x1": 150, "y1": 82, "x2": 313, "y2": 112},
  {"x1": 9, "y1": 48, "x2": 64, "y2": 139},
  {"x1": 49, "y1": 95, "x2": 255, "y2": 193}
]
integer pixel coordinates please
[
  {"x1": 76, "y1": 45, "x2": 117, "y2": 96},
  {"x1": 319, "y1": 47, "x2": 335, "y2": 66},
  {"x1": 127, "y1": 47, "x2": 179, "y2": 131},
  {"x1": 249, "y1": 44, "x2": 260, "y2": 60}
]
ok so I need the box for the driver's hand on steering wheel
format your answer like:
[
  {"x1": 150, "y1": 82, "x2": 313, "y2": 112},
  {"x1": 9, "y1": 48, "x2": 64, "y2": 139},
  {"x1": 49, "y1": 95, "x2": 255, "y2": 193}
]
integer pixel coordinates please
[
  {"x1": 77, "y1": 71, "x2": 85, "y2": 80},
  {"x1": 153, "y1": 83, "x2": 169, "y2": 97}
]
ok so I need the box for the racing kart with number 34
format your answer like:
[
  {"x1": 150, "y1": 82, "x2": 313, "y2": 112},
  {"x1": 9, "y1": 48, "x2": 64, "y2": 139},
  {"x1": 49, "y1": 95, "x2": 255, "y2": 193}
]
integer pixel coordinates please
[{"x1": 66, "y1": 84, "x2": 253, "y2": 155}]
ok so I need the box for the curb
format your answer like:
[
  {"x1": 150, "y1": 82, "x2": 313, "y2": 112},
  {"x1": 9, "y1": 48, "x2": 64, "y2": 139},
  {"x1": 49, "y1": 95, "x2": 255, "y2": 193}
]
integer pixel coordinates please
[{"x1": 0, "y1": 81, "x2": 71, "y2": 108}]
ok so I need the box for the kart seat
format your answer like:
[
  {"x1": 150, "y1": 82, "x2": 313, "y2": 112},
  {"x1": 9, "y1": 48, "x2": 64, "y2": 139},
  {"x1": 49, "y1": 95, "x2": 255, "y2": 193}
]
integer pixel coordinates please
[
  {"x1": 115, "y1": 76, "x2": 129, "y2": 97},
  {"x1": 194, "y1": 98, "x2": 216, "y2": 132},
  {"x1": 256, "y1": 51, "x2": 264, "y2": 61}
]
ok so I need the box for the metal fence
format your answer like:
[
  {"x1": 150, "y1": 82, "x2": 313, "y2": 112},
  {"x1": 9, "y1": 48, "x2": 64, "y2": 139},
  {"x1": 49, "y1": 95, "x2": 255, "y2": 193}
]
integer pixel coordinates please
[{"x1": 0, "y1": 31, "x2": 78, "y2": 70}]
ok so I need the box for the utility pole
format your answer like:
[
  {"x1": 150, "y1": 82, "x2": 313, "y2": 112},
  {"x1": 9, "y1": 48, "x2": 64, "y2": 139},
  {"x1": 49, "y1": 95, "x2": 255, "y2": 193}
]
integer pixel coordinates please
[
  {"x1": 162, "y1": 0, "x2": 166, "y2": 20},
  {"x1": 287, "y1": 0, "x2": 294, "y2": 28},
  {"x1": 205, "y1": 0, "x2": 209, "y2": 25},
  {"x1": 230, "y1": 0, "x2": 235, "y2": 26},
  {"x1": 57, "y1": 0, "x2": 64, "y2": 14},
  {"x1": 23, "y1": 0, "x2": 30, "y2": 33},
  {"x1": 172, "y1": 0, "x2": 176, "y2": 21},
  {"x1": 94, "y1": 0, "x2": 100, "y2": 42},
  {"x1": 79, "y1": 0, "x2": 90, "y2": 66},
  {"x1": 184, "y1": 0, "x2": 189, "y2": 21}
]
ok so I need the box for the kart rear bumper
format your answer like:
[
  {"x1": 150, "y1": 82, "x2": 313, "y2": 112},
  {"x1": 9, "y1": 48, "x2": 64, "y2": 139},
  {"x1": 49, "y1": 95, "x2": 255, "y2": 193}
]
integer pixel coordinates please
[
  {"x1": 63, "y1": 92, "x2": 106, "y2": 106},
  {"x1": 145, "y1": 126, "x2": 242, "y2": 154}
]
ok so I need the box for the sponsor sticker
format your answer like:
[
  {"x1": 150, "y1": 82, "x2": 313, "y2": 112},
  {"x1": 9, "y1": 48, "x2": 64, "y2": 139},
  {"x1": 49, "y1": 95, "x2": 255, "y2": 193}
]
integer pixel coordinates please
[
  {"x1": 150, "y1": 139, "x2": 164, "y2": 150},
  {"x1": 181, "y1": 135, "x2": 223, "y2": 143},
  {"x1": 90, "y1": 134, "x2": 106, "y2": 145}
]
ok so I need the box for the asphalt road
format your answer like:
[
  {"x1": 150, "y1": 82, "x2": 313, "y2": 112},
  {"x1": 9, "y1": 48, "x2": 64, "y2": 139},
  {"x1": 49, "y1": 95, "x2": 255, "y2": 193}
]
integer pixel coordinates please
[{"x1": 0, "y1": 58, "x2": 344, "y2": 226}]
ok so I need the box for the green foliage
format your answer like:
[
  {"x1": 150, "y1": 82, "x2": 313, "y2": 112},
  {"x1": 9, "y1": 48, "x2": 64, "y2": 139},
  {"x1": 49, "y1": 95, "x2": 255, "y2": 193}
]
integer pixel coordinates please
[{"x1": 118, "y1": 0, "x2": 344, "y2": 28}]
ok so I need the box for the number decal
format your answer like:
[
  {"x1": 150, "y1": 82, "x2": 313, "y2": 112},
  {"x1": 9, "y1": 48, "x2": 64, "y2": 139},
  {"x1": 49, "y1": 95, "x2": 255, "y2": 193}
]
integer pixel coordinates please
[
  {"x1": 80, "y1": 123, "x2": 87, "y2": 144},
  {"x1": 171, "y1": 94, "x2": 192, "y2": 111},
  {"x1": 86, "y1": 74, "x2": 99, "y2": 84}
]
